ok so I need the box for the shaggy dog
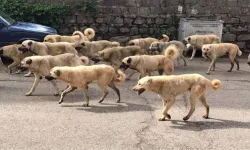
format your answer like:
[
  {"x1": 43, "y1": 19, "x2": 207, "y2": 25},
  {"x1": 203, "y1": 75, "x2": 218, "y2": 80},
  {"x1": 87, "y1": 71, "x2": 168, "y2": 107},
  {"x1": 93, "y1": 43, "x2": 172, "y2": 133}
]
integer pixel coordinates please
[
  {"x1": 183, "y1": 34, "x2": 221, "y2": 60},
  {"x1": 202, "y1": 43, "x2": 242, "y2": 74},
  {"x1": 19, "y1": 40, "x2": 78, "y2": 56},
  {"x1": 120, "y1": 55, "x2": 174, "y2": 80},
  {"x1": 148, "y1": 41, "x2": 187, "y2": 66},
  {"x1": 92, "y1": 46, "x2": 146, "y2": 73},
  {"x1": 74, "y1": 40, "x2": 120, "y2": 59},
  {"x1": 21, "y1": 53, "x2": 89, "y2": 96},
  {"x1": 44, "y1": 28, "x2": 95, "y2": 43},
  {"x1": 133, "y1": 74, "x2": 221, "y2": 121},
  {"x1": 0, "y1": 44, "x2": 32, "y2": 75},
  {"x1": 45, "y1": 65, "x2": 125, "y2": 106}
]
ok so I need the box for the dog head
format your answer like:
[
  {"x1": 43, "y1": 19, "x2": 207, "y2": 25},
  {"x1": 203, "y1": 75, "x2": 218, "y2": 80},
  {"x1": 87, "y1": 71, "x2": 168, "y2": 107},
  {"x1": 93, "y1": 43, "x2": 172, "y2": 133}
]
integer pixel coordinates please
[
  {"x1": 46, "y1": 67, "x2": 62, "y2": 81},
  {"x1": 75, "y1": 41, "x2": 90, "y2": 51},
  {"x1": 202, "y1": 44, "x2": 212, "y2": 56},
  {"x1": 183, "y1": 36, "x2": 192, "y2": 45},
  {"x1": 133, "y1": 76, "x2": 153, "y2": 95},
  {"x1": 21, "y1": 57, "x2": 33, "y2": 69},
  {"x1": 44, "y1": 36, "x2": 56, "y2": 43},
  {"x1": 19, "y1": 40, "x2": 34, "y2": 53},
  {"x1": 148, "y1": 41, "x2": 163, "y2": 54},
  {"x1": 120, "y1": 57, "x2": 132, "y2": 71}
]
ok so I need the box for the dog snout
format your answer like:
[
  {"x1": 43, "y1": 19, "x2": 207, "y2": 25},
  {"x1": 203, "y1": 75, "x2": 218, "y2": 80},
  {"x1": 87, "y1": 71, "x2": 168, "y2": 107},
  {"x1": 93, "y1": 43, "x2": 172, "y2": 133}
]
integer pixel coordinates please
[{"x1": 45, "y1": 75, "x2": 56, "y2": 81}]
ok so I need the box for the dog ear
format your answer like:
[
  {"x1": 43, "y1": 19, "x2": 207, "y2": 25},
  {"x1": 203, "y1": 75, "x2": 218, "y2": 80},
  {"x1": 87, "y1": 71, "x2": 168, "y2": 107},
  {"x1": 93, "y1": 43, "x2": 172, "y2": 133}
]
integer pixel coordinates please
[
  {"x1": 26, "y1": 59, "x2": 32, "y2": 65},
  {"x1": 28, "y1": 41, "x2": 33, "y2": 46},
  {"x1": 188, "y1": 37, "x2": 191, "y2": 41},
  {"x1": 127, "y1": 58, "x2": 132, "y2": 64},
  {"x1": 56, "y1": 70, "x2": 61, "y2": 77},
  {"x1": 147, "y1": 78, "x2": 153, "y2": 84}
]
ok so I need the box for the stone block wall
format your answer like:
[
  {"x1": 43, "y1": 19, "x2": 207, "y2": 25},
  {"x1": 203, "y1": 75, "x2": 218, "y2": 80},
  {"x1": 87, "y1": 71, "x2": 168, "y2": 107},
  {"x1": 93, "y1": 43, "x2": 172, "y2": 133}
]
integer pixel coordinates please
[{"x1": 27, "y1": 0, "x2": 250, "y2": 51}]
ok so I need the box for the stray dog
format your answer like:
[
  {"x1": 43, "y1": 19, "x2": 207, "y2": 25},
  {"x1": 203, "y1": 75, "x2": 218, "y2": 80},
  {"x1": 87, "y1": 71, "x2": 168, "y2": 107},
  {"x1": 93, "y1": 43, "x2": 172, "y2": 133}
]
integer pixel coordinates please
[
  {"x1": 19, "y1": 40, "x2": 78, "y2": 56},
  {"x1": 148, "y1": 41, "x2": 187, "y2": 66},
  {"x1": 183, "y1": 34, "x2": 221, "y2": 60},
  {"x1": 202, "y1": 43, "x2": 242, "y2": 74},
  {"x1": 127, "y1": 35, "x2": 169, "y2": 52},
  {"x1": 45, "y1": 65, "x2": 125, "y2": 106},
  {"x1": 92, "y1": 46, "x2": 146, "y2": 73},
  {"x1": 74, "y1": 40, "x2": 120, "y2": 58},
  {"x1": 120, "y1": 55, "x2": 174, "y2": 80},
  {"x1": 44, "y1": 28, "x2": 95, "y2": 43},
  {"x1": 0, "y1": 44, "x2": 32, "y2": 75},
  {"x1": 133, "y1": 74, "x2": 221, "y2": 121},
  {"x1": 21, "y1": 53, "x2": 89, "y2": 96}
]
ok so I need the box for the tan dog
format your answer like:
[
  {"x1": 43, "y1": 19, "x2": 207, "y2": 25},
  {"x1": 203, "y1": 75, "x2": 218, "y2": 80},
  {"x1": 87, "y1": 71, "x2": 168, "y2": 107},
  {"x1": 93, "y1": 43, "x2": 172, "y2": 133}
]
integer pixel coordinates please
[
  {"x1": 21, "y1": 53, "x2": 89, "y2": 96},
  {"x1": 92, "y1": 46, "x2": 146, "y2": 73},
  {"x1": 44, "y1": 28, "x2": 95, "y2": 43},
  {"x1": 202, "y1": 43, "x2": 242, "y2": 74},
  {"x1": 183, "y1": 34, "x2": 221, "y2": 60},
  {"x1": 19, "y1": 40, "x2": 78, "y2": 56},
  {"x1": 0, "y1": 44, "x2": 32, "y2": 74},
  {"x1": 75, "y1": 40, "x2": 120, "y2": 58},
  {"x1": 133, "y1": 74, "x2": 221, "y2": 121},
  {"x1": 45, "y1": 65, "x2": 125, "y2": 106},
  {"x1": 127, "y1": 35, "x2": 169, "y2": 52},
  {"x1": 120, "y1": 55, "x2": 174, "y2": 80}
]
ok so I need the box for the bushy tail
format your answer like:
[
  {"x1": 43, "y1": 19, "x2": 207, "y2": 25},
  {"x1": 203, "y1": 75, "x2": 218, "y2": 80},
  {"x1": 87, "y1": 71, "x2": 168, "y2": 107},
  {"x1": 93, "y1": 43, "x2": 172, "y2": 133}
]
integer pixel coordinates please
[
  {"x1": 164, "y1": 45, "x2": 179, "y2": 60},
  {"x1": 161, "y1": 34, "x2": 169, "y2": 42},
  {"x1": 237, "y1": 46, "x2": 242, "y2": 56},
  {"x1": 114, "y1": 70, "x2": 126, "y2": 83},
  {"x1": 80, "y1": 56, "x2": 89, "y2": 65},
  {"x1": 72, "y1": 31, "x2": 84, "y2": 41},
  {"x1": 84, "y1": 28, "x2": 95, "y2": 40},
  {"x1": 210, "y1": 79, "x2": 221, "y2": 90}
]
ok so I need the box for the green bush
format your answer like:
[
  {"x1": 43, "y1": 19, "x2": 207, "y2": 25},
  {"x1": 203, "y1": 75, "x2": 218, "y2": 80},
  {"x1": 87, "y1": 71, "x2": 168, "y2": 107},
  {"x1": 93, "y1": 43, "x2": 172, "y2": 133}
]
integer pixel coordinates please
[{"x1": 0, "y1": 0, "x2": 96, "y2": 31}]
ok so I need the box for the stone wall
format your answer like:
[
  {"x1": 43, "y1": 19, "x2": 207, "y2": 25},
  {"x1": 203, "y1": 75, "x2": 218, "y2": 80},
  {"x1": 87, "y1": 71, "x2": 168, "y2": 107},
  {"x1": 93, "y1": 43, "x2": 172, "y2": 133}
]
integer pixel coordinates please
[{"x1": 28, "y1": 0, "x2": 250, "y2": 51}]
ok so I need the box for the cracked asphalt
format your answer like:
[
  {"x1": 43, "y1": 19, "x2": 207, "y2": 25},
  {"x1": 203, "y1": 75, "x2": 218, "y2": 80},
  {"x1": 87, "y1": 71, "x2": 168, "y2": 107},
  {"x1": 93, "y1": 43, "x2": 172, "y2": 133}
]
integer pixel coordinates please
[{"x1": 0, "y1": 57, "x2": 250, "y2": 150}]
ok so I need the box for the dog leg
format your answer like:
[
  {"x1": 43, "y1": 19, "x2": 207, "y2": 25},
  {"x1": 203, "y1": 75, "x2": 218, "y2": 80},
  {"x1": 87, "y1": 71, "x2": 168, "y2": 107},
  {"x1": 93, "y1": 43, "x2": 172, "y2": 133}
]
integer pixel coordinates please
[
  {"x1": 206, "y1": 60, "x2": 215, "y2": 74},
  {"x1": 181, "y1": 55, "x2": 187, "y2": 66},
  {"x1": 98, "y1": 85, "x2": 109, "y2": 103},
  {"x1": 59, "y1": 86, "x2": 77, "y2": 104},
  {"x1": 234, "y1": 58, "x2": 240, "y2": 70},
  {"x1": 189, "y1": 47, "x2": 197, "y2": 60},
  {"x1": 50, "y1": 80, "x2": 60, "y2": 96},
  {"x1": 199, "y1": 94, "x2": 209, "y2": 119},
  {"x1": 8, "y1": 61, "x2": 19, "y2": 74},
  {"x1": 108, "y1": 82, "x2": 121, "y2": 103},
  {"x1": 81, "y1": 88, "x2": 89, "y2": 107},
  {"x1": 202, "y1": 53, "x2": 208, "y2": 61},
  {"x1": 158, "y1": 97, "x2": 175, "y2": 121},
  {"x1": 24, "y1": 71, "x2": 32, "y2": 77},
  {"x1": 228, "y1": 57, "x2": 234, "y2": 72},
  {"x1": 25, "y1": 74, "x2": 41, "y2": 96},
  {"x1": 211, "y1": 60, "x2": 216, "y2": 71}
]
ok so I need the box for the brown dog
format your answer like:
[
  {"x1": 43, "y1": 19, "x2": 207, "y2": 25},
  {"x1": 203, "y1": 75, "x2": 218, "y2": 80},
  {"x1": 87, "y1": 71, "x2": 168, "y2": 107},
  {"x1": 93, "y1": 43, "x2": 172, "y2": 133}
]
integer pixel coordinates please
[
  {"x1": 46, "y1": 65, "x2": 125, "y2": 106},
  {"x1": 0, "y1": 44, "x2": 32, "y2": 74},
  {"x1": 120, "y1": 55, "x2": 174, "y2": 80},
  {"x1": 183, "y1": 34, "x2": 221, "y2": 60},
  {"x1": 133, "y1": 74, "x2": 221, "y2": 121},
  {"x1": 92, "y1": 46, "x2": 146, "y2": 73},
  {"x1": 44, "y1": 28, "x2": 95, "y2": 43},
  {"x1": 202, "y1": 43, "x2": 242, "y2": 74}
]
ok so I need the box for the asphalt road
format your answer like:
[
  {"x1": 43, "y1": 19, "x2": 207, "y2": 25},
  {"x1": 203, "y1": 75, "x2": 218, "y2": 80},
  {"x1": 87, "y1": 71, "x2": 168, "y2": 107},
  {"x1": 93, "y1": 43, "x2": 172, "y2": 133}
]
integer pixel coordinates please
[{"x1": 0, "y1": 57, "x2": 250, "y2": 150}]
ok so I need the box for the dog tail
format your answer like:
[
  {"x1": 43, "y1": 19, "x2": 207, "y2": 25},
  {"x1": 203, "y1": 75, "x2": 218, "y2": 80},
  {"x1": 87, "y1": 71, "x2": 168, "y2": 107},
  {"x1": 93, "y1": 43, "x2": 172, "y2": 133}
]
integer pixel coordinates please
[
  {"x1": 161, "y1": 34, "x2": 169, "y2": 42},
  {"x1": 237, "y1": 46, "x2": 242, "y2": 56},
  {"x1": 114, "y1": 70, "x2": 126, "y2": 83},
  {"x1": 164, "y1": 45, "x2": 178, "y2": 60},
  {"x1": 80, "y1": 56, "x2": 89, "y2": 65},
  {"x1": 210, "y1": 79, "x2": 221, "y2": 90},
  {"x1": 84, "y1": 28, "x2": 95, "y2": 40},
  {"x1": 72, "y1": 31, "x2": 84, "y2": 41}
]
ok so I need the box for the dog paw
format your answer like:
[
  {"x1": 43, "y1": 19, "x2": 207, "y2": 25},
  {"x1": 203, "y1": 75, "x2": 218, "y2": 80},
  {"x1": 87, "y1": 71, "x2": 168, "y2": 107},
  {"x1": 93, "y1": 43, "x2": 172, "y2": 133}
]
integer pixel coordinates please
[
  {"x1": 25, "y1": 92, "x2": 32, "y2": 96},
  {"x1": 116, "y1": 100, "x2": 120, "y2": 103},
  {"x1": 158, "y1": 117, "x2": 166, "y2": 121},
  {"x1": 206, "y1": 72, "x2": 210, "y2": 75},
  {"x1": 98, "y1": 100, "x2": 104, "y2": 103},
  {"x1": 58, "y1": 101, "x2": 63, "y2": 104},
  {"x1": 203, "y1": 115, "x2": 209, "y2": 119},
  {"x1": 183, "y1": 116, "x2": 189, "y2": 121},
  {"x1": 54, "y1": 93, "x2": 60, "y2": 96},
  {"x1": 83, "y1": 103, "x2": 89, "y2": 107},
  {"x1": 166, "y1": 114, "x2": 171, "y2": 119},
  {"x1": 227, "y1": 70, "x2": 232, "y2": 72}
]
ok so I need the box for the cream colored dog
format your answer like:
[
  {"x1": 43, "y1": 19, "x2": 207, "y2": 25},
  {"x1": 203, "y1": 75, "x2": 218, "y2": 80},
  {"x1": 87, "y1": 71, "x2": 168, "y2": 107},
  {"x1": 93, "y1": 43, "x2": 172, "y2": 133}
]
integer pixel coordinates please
[
  {"x1": 45, "y1": 65, "x2": 125, "y2": 106},
  {"x1": 183, "y1": 34, "x2": 221, "y2": 60},
  {"x1": 0, "y1": 44, "x2": 32, "y2": 74},
  {"x1": 120, "y1": 55, "x2": 174, "y2": 80},
  {"x1": 75, "y1": 40, "x2": 120, "y2": 58},
  {"x1": 21, "y1": 53, "x2": 89, "y2": 96},
  {"x1": 19, "y1": 40, "x2": 78, "y2": 56},
  {"x1": 44, "y1": 28, "x2": 95, "y2": 43},
  {"x1": 202, "y1": 43, "x2": 242, "y2": 74},
  {"x1": 133, "y1": 74, "x2": 221, "y2": 121}
]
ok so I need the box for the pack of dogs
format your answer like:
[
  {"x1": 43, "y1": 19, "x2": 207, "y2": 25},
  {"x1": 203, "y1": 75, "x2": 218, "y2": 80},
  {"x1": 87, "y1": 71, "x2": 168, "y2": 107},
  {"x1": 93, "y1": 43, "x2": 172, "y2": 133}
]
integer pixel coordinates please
[{"x1": 1, "y1": 27, "x2": 248, "y2": 121}]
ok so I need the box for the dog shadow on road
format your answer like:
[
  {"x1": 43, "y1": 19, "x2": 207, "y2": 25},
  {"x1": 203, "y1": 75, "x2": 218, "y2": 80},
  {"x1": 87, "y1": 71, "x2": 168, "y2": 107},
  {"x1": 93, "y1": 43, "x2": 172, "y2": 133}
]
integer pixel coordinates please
[
  {"x1": 72, "y1": 102, "x2": 152, "y2": 113},
  {"x1": 169, "y1": 118, "x2": 250, "y2": 131}
]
